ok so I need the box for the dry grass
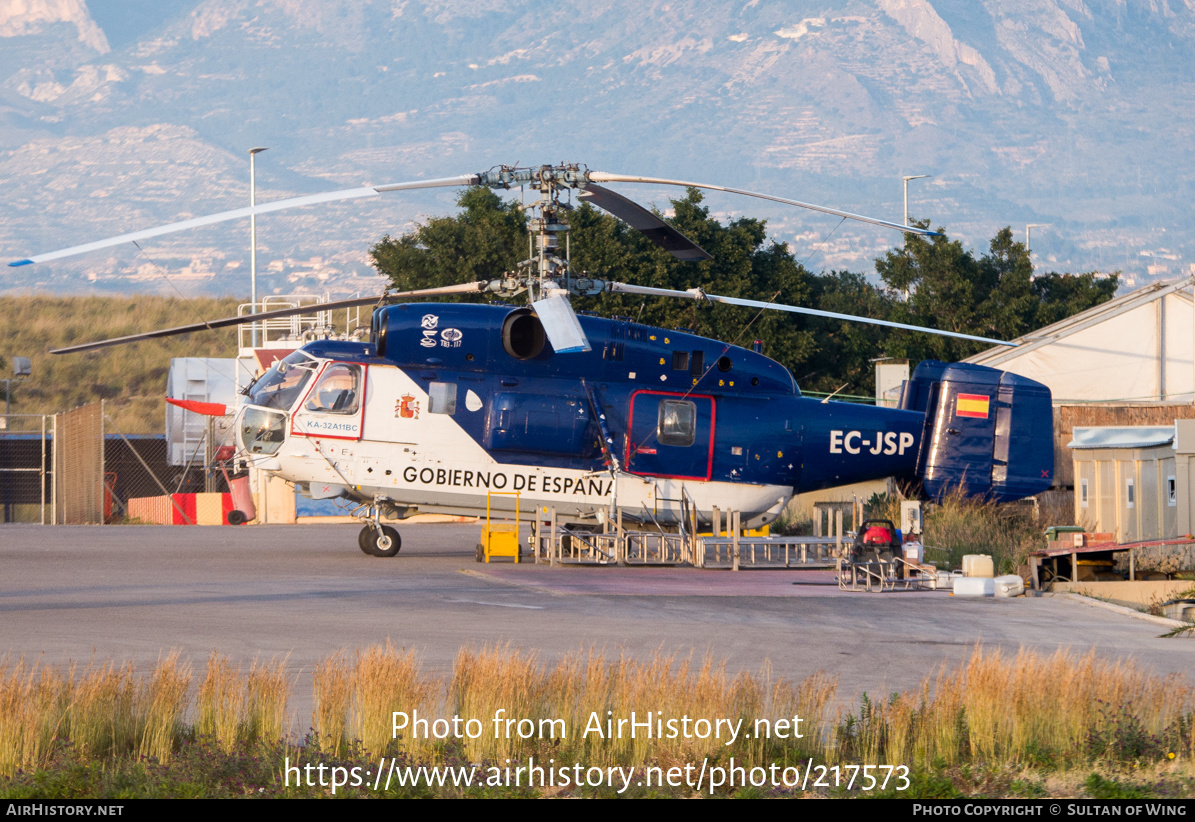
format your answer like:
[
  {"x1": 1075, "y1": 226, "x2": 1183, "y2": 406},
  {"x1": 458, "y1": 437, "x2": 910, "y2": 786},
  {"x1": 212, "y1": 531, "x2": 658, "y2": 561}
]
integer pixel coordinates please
[
  {"x1": 868, "y1": 490, "x2": 1045, "y2": 574},
  {"x1": 1, "y1": 295, "x2": 371, "y2": 432},
  {"x1": 834, "y1": 646, "x2": 1195, "y2": 769},
  {"x1": 245, "y1": 656, "x2": 291, "y2": 748},
  {"x1": 65, "y1": 660, "x2": 139, "y2": 760},
  {"x1": 312, "y1": 652, "x2": 352, "y2": 756},
  {"x1": 136, "y1": 651, "x2": 191, "y2": 762},
  {"x1": 0, "y1": 658, "x2": 66, "y2": 777},
  {"x1": 1, "y1": 645, "x2": 1191, "y2": 781},
  {"x1": 1, "y1": 296, "x2": 241, "y2": 432},
  {"x1": 351, "y1": 643, "x2": 434, "y2": 758},
  {"x1": 195, "y1": 653, "x2": 246, "y2": 754},
  {"x1": 451, "y1": 645, "x2": 550, "y2": 763},
  {"x1": 450, "y1": 646, "x2": 834, "y2": 767}
]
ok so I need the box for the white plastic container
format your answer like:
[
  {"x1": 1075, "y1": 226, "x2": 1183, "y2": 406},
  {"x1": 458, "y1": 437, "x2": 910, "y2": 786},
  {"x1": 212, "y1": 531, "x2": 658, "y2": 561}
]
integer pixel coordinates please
[
  {"x1": 993, "y1": 575, "x2": 1025, "y2": 597},
  {"x1": 931, "y1": 571, "x2": 963, "y2": 590},
  {"x1": 953, "y1": 577, "x2": 995, "y2": 597},
  {"x1": 962, "y1": 554, "x2": 995, "y2": 578}
]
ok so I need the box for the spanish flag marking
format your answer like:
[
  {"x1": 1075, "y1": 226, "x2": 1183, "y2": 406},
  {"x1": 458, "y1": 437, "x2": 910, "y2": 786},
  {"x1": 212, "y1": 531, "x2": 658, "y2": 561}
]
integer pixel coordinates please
[{"x1": 956, "y1": 393, "x2": 990, "y2": 419}]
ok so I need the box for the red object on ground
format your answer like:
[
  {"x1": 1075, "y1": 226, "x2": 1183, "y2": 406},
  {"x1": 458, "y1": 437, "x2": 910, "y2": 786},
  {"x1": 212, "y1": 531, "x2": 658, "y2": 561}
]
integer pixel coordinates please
[
  {"x1": 170, "y1": 493, "x2": 197, "y2": 525},
  {"x1": 862, "y1": 525, "x2": 893, "y2": 545},
  {"x1": 227, "y1": 473, "x2": 256, "y2": 522},
  {"x1": 166, "y1": 398, "x2": 228, "y2": 417}
]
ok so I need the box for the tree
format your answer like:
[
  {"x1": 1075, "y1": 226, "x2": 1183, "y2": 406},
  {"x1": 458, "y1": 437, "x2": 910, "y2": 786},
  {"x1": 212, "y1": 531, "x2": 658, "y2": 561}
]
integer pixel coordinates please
[
  {"x1": 1031, "y1": 271, "x2": 1120, "y2": 326},
  {"x1": 370, "y1": 187, "x2": 526, "y2": 295},
  {"x1": 799, "y1": 270, "x2": 896, "y2": 396},
  {"x1": 872, "y1": 224, "x2": 1106, "y2": 363},
  {"x1": 577, "y1": 189, "x2": 817, "y2": 371}
]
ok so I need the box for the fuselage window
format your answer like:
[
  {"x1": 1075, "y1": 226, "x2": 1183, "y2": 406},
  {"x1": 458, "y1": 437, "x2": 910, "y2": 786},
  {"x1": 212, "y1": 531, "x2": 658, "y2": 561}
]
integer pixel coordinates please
[
  {"x1": 429, "y1": 381, "x2": 458, "y2": 415},
  {"x1": 305, "y1": 364, "x2": 362, "y2": 414},
  {"x1": 672, "y1": 351, "x2": 690, "y2": 371},
  {"x1": 657, "y1": 399, "x2": 696, "y2": 447}
]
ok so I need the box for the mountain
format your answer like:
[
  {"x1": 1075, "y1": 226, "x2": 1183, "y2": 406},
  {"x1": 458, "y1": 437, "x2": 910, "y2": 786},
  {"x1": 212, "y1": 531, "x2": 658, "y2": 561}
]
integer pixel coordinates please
[{"x1": 1, "y1": 0, "x2": 1193, "y2": 299}]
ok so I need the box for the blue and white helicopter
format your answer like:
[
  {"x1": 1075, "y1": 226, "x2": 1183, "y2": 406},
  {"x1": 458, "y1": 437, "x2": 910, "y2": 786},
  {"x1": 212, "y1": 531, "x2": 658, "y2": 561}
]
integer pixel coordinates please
[{"x1": 17, "y1": 164, "x2": 1054, "y2": 556}]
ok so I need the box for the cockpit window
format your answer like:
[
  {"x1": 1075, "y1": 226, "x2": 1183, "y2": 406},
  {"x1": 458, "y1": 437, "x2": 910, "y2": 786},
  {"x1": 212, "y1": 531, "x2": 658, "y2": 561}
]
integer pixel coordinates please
[
  {"x1": 247, "y1": 351, "x2": 319, "y2": 411},
  {"x1": 305, "y1": 364, "x2": 362, "y2": 414}
]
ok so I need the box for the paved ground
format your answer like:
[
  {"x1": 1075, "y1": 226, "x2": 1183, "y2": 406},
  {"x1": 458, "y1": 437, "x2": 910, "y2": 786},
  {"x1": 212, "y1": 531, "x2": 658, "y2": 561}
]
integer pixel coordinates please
[{"x1": 2, "y1": 523, "x2": 1191, "y2": 726}]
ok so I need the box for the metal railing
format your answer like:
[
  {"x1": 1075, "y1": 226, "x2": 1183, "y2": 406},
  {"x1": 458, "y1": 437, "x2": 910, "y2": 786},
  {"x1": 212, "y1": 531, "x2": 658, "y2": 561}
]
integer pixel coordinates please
[
  {"x1": 698, "y1": 536, "x2": 841, "y2": 569},
  {"x1": 533, "y1": 518, "x2": 847, "y2": 570}
]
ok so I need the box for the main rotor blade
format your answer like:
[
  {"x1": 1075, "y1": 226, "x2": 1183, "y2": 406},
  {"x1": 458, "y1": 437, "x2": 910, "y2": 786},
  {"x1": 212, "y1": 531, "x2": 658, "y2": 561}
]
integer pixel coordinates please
[
  {"x1": 606, "y1": 282, "x2": 1016, "y2": 347},
  {"x1": 578, "y1": 184, "x2": 711, "y2": 262},
  {"x1": 49, "y1": 282, "x2": 487, "y2": 354},
  {"x1": 587, "y1": 172, "x2": 939, "y2": 237},
  {"x1": 11, "y1": 174, "x2": 480, "y2": 267}
]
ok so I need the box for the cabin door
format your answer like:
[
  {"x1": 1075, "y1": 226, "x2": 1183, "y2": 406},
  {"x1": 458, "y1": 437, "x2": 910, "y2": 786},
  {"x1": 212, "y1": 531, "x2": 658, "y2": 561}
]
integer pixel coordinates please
[{"x1": 625, "y1": 390, "x2": 715, "y2": 480}]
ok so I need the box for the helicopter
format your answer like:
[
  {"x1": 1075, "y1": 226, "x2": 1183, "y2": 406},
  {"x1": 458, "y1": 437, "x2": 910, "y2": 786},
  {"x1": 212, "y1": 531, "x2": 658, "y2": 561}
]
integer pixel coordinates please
[{"x1": 14, "y1": 163, "x2": 1055, "y2": 556}]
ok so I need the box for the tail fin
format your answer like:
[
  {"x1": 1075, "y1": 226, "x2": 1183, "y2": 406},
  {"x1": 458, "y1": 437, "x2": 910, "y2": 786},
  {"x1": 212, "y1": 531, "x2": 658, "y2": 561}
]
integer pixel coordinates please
[{"x1": 900, "y1": 361, "x2": 1053, "y2": 502}]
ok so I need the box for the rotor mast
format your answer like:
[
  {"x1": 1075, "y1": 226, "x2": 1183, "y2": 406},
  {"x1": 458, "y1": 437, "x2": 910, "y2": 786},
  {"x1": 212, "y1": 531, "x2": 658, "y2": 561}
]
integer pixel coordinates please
[{"x1": 476, "y1": 163, "x2": 590, "y2": 301}]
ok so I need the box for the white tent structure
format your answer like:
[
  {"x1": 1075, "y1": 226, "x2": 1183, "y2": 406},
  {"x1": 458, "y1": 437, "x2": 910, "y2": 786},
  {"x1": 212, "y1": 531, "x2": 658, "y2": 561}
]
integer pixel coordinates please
[{"x1": 966, "y1": 277, "x2": 1195, "y2": 404}]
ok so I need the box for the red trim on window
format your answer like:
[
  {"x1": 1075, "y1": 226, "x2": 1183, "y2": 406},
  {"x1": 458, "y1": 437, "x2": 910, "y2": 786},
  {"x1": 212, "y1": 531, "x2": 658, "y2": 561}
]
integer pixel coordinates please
[{"x1": 289, "y1": 361, "x2": 367, "y2": 442}]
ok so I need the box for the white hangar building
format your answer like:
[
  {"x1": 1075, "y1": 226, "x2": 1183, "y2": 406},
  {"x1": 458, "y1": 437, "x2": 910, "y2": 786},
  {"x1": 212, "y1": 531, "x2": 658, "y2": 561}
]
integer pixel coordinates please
[{"x1": 966, "y1": 276, "x2": 1195, "y2": 405}]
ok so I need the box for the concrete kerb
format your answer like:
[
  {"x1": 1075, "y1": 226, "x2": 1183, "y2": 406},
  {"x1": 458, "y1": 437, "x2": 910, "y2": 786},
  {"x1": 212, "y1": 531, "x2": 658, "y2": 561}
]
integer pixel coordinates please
[{"x1": 1045, "y1": 591, "x2": 1195, "y2": 634}]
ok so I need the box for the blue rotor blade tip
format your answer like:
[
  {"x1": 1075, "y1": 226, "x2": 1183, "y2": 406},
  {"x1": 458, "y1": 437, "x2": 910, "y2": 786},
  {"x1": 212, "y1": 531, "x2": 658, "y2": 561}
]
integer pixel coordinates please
[{"x1": 9, "y1": 259, "x2": 33, "y2": 267}]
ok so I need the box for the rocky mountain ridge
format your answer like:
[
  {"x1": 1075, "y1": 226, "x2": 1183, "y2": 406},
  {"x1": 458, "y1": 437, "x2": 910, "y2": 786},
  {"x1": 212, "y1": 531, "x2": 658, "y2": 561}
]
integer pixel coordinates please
[{"x1": 1, "y1": 0, "x2": 1192, "y2": 298}]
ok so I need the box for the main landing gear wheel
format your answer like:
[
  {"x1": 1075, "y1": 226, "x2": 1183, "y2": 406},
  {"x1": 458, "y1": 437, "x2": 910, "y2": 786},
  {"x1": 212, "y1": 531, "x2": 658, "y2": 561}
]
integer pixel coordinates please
[
  {"x1": 359, "y1": 525, "x2": 401, "y2": 557},
  {"x1": 358, "y1": 527, "x2": 375, "y2": 556}
]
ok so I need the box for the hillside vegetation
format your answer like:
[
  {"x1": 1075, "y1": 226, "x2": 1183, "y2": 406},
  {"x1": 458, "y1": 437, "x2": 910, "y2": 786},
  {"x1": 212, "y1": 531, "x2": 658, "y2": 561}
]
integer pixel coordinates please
[{"x1": 1, "y1": 296, "x2": 241, "y2": 433}]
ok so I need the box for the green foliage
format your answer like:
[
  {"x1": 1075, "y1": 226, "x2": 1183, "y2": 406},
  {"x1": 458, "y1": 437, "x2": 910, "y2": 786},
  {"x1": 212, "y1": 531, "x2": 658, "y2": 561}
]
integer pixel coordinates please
[
  {"x1": 1086, "y1": 701, "x2": 1180, "y2": 765},
  {"x1": 579, "y1": 189, "x2": 817, "y2": 378},
  {"x1": 800, "y1": 270, "x2": 896, "y2": 395},
  {"x1": 1032, "y1": 271, "x2": 1121, "y2": 326},
  {"x1": 370, "y1": 187, "x2": 527, "y2": 294},
  {"x1": 877, "y1": 225, "x2": 1044, "y2": 363},
  {"x1": 1083, "y1": 772, "x2": 1151, "y2": 799},
  {"x1": 1010, "y1": 777, "x2": 1048, "y2": 797}
]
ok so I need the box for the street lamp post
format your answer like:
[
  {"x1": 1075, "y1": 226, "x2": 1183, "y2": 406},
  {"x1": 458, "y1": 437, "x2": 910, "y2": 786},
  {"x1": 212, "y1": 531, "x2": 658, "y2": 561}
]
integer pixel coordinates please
[
  {"x1": 249, "y1": 147, "x2": 268, "y2": 348},
  {"x1": 1026, "y1": 223, "x2": 1051, "y2": 268},
  {"x1": 902, "y1": 174, "x2": 931, "y2": 226},
  {"x1": 2, "y1": 357, "x2": 31, "y2": 422}
]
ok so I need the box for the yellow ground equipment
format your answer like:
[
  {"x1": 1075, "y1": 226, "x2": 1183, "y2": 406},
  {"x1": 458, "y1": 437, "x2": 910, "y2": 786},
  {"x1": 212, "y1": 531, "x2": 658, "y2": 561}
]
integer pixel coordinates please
[{"x1": 477, "y1": 491, "x2": 521, "y2": 563}]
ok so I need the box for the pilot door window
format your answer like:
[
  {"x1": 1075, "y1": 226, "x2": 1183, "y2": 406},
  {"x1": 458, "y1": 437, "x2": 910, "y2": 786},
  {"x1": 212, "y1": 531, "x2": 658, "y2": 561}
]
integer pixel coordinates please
[
  {"x1": 657, "y1": 399, "x2": 696, "y2": 447},
  {"x1": 305, "y1": 364, "x2": 362, "y2": 414}
]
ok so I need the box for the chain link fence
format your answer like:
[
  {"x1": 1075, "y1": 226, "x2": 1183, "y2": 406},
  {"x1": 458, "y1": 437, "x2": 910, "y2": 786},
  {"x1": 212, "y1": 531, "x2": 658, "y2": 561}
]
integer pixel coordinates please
[{"x1": 1, "y1": 399, "x2": 221, "y2": 525}]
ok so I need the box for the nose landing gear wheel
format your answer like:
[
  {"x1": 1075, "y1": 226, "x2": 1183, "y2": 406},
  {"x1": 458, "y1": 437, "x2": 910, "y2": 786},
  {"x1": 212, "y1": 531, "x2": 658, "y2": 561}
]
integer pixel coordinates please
[{"x1": 359, "y1": 525, "x2": 402, "y2": 557}]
